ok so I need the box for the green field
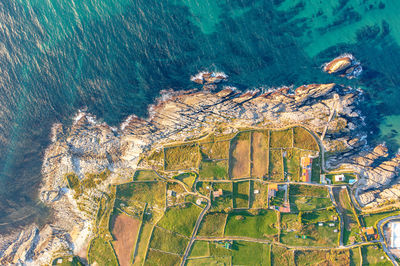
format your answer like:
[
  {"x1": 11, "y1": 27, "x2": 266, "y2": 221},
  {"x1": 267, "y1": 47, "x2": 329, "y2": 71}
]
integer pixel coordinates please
[
  {"x1": 250, "y1": 181, "x2": 268, "y2": 209},
  {"x1": 158, "y1": 203, "x2": 202, "y2": 237},
  {"x1": 187, "y1": 256, "x2": 231, "y2": 265},
  {"x1": 350, "y1": 247, "x2": 362, "y2": 266},
  {"x1": 268, "y1": 149, "x2": 284, "y2": 181},
  {"x1": 51, "y1": 256, "x2": 84, "y2": 266},
  {"x1": 133, "y1": 222, "x2": 154, "y2": 265},
  {"x1": 88, "y1": 237, "x2": 118, "y2": 266},
  {"x1": 270, "y1": 129, "x2": 293, "y2": 148},
  {"x1": 231, "y1": 241, "x2": 270, "y2": 265},
  {"x1": 189, "y1": 241, "x2": 210, "y2": 258},
  {"x1": 233, "y1": 181, "x2": 250, "y2": 208},
  {"x1": 311, "y1": 157, "x2": 321, "y2": 182},
  {"x1": 271, "y1": 245, "x2": 294, "y2": 266},
  {"x1": 362, "y1": 210, "x2": 400, "y2": 228},
  {"x1": 200, "y1": 140, "x2": 230, "y2": 160},
  {"x1": 290, "y1": 184, "x2": 329, "y2": 197},
  {"x1": 149, "y1": 226, "x2": 189, "y2": 255},
  {"x1": 361, "y1": 244, "x2": 392, "y2": 265},
  {"x1": 290, "y1": 196, "x2": 332, "y2": 211},
  {"x1": 211, "y1": 182, "x2": 233, "y2": 212},
  {"x1": 174, "y1": 172, "x2": 196, "y2": 189},
  {"x1": 116, "y1": 181, "x2": 166, "y2": 209},
  {"x1": 164, "y1": 143, "x2": 200, "y2": 170},
  {"x1": 293, "y1": 127, "x2": 319, "y2": 151},
  {"x1": 225, "y1": 210, "x2": 278, "y2": 239},
  {"x1": 337, "y1": 189, "x2": 362, "y2": 245},
  {"x1": 295, "y1": 249, "x2": 350, "y2": 266},
  {"x1": 199, "y1": 160, "x2": 229, "y2": 180},
  {"x1": 133, "y1": 170, "x2": 159, "y2": 181},
  {"x1": 284, "y1": 149, "x2": 300, "y2": 182},
  {"x1": 144, "y1": 249, "x2": 181, "y2": 266},
  {"x1": 197, "y1": 213, "x2": 227, "y2": 237}
]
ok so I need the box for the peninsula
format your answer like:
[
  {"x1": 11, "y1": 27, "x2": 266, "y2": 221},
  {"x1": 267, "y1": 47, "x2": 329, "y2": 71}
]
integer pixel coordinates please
[{"x1": 1, "y1": 77, "x2": 400, "y2": 265}]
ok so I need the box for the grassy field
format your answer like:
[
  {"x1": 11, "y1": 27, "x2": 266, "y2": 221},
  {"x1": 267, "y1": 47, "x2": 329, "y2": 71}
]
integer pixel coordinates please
[
  {"x1": 284, "y1": 149, "x2": 300, "y2": 182},
  {"x1": 197, "y1": 213, "x2": 227, "y2": 237},
  {"x1": 281, "y1": 209, "x2": 339, "y2": 247},
  {"x1": 231, "y1": 241, "x2": 270, "y2": 265},
  {"x1": 290, "y1": 184, "x2": 329, "y2": 197},
  {"x1": 51, "y1": 256, "x2": 84, "y2": 266},
  {"x1": 311, "y1": 156, "x2": 321, "y2": 182},
  {"x1": 250, "y1": 180, "x2": 268, "y2": 209},
  {"x1": 268, "y1": 149, "x2": 284, "y2": 181},
  {"x1": 290, "y1": 196, "x2": 332, "y2": 211},
  {"x1": 133, "y1": 170, "x2": 159, "y2": 181},
  {"x1": 350, "y1": 247, "x2": 362, "y2": 266},
  {"x1": 116, "y1": 181, "x2": 165, "y2": 207},
  {"x1": 293, "y1": 126, "x2": 319, "y2": 151},
  {"x1": 187, "y1": 257, "x2": 231, "y2": 265},
  {"x1": 271, "y1": 245, "x2": 294, "y2": 266},
  {"x1": 144, "y1": 249, "x2": 181, "y2": 265},
  {"x1": 229, "y1": 132, "x2": 251, "y2": 179},
  {"x1": 199, "y1": 160, "x2": 229, "y2": 180},
  {"x1": 251, "y1": 130, "x2": 269, "y2": 178},
  {"x1": 270, "y1": 129, "x2": 293, "y2": 148},
  {"x1": 200, "y1": 140, "x2": 230, "y2": 160},
  {"x1": 133, "y1": 222, "x2": 154, "y2": 265},
  {"x1": 188, "y1": 241, "x2": 209, "y2": 258},
  {"x1": 164, "y1": 143, "x2": 199, "y2": 170},
  {"x1": 295, "y1": 249, "x2": 350, "y2": 266},
  {"x1": 233, "y1": 181, "x2": 250, "y2": 208},
  {"x1": 269, "y1": 189, "x2": 285, "y2": 207},
  {"x1": 337, "y1": 188, "x2": 362, "y2": 245},
  {"x1": 362, "y1": 210, "x2": 400, "y2": 228},
  {"x1": 174, "y1": 172, "x2": 196, "y2": 189},
  {"x1": 211, "y1": 182, "x2": 233, "y2": 212},
  {"x1": 225, "y1": 210, "x2": 278, "y2": 239},
  {"x1": 361, "y1": 244, "x2": 392, "y2": 265},
  {"x1": 157, "y1": 203, "x2": 202, "y2": 237},
  {"x1": 149, "y1": 226, "x2": 188, "y2": 255},
  {"x1": 88, "y1": 237, "x2": 118, "y2": 266}
]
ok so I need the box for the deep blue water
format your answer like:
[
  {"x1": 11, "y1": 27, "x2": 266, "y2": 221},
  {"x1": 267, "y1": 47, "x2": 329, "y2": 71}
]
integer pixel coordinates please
[{"x1": 1, "y1": 0, "x2": 400, "y2": 231}]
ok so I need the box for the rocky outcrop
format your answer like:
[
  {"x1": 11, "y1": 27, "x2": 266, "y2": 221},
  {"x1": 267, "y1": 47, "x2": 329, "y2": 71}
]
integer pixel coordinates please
[{"x1": 323, "y1": 54, "x2": 362, "y2": 79}]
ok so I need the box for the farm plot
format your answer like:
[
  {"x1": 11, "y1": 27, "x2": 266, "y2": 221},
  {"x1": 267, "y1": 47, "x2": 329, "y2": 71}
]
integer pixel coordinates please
[
  {"x1": 295, "y1": 249, "x2": 350, "y2": 266},
  {"x1": 157, "y1": 203, "x2": 202, "y2": 237},
  {"x1": 116, "y1": 181, "x2": 166, "y2": 210},
  {"x1": 250, "y1": 130, "x2": 269, "y2": 178},
  {"x1": 233, "y1": 181, "x2": 250, "y2": 209},
  {"x1": 200, "y1": 140, "x2": 230, "y2": 160},
  {"x1": 361, "y1": 244, "x2": 392, "y2": 265},
  {"x1": 110, "y1": 213, "x2": 141, "y2": 266},
  {"x1": 334, "y1": 187, "x2": 362, "y2": 245},
  {"x1": 293, "y1": 126, "x2": 319, "y2": 151},
  {"x1": 148, "y1": 226, "x2": 189, "y2": 255},
  {"x1": 225, "y1": 210, "x2": 278, "y2": 239},
  {"x1": 350, "y1": 247, "x2": 362, "y2": 266},
  {"x1": 133, "y1": 170, "x2": 159, "y2": 181},
  {"x1": 88, "y1": 237, "x2": 118, "y2": 266},
  {"x1": 268, "y1": 149, "x2": 284, "y2": 181},
  {"x1": 133, "y1": 222, "x2": 154, "y2": 265},
  {"x1": 164, "y1": 143, "x2": 200, "y2": 171},
  {"x1": 283, "y1": 149, "x2": 300, "y2": 182},
  {"x1": 144, "y1": 249, "x2": 181, "y2": 266},
  {"x1": 197, "y1": 213, "x2": 227, "y2": 237},
  {"x1": 189, "y1": 241, "x2": 209, "y2": 258},
  {"x1": 270, "y1": 128, "x2": 293, "y2": 148},
  {"x1": 199, "y1": 160, "x2": 229, "y2": 180},
  {"x1": 289, "y1": 184, "x2": 331, "y2": 212},
  {"x1": 229, "y1": 132, "x2": 251, "y2": 179},
  {"x1": 249, "y1": 180, "x2": 268, "y2": 209},
  {"x1": 211, "y1": 182, "x2": 233, "y2": 212},
  {"x1": 271, "y1": 245, "x2": 294, "y2": 266}
]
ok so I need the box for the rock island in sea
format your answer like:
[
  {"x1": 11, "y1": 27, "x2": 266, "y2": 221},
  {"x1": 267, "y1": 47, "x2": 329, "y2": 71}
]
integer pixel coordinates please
[{"x1": 1, "y1": 71, "x2": 400, "y2": 265}]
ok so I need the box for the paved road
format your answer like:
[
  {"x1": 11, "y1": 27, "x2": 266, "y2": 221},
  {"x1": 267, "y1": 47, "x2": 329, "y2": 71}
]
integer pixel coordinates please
[
  {"x1": 180, "y1": 194, "x2": 211, "y2": 266},
  {"x1": 377, "y1": 215, "x2": 400, "y2": 266}
]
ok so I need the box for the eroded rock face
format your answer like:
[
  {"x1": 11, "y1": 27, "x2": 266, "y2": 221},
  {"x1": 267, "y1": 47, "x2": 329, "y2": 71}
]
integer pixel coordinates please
[
  {"x1": 0, "y1": 82, "x2": 393, "y2": 264},
  {"x1": 323, "y1": 54, "x2": 362, "y2": 79}
]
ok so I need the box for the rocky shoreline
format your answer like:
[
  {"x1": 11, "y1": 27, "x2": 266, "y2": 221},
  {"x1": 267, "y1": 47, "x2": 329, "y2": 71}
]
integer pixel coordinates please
[{"x1": 1, "y1": 80, "x2": 400, "y2": 264}]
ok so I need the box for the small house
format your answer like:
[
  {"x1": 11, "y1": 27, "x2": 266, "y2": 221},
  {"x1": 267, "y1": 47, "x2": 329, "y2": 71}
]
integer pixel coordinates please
[
  {"x1": 335, "y1": 174, "x2": 345, "y2": 182},
  {"x1": 362, "y1": 227, "x2": 375, "y2": 236},
  {"x1": 196, "y1": 198, "x2": 204, "y2": 205},
  {"x1": 254, "y1": 189, "x2": 260, "y2": 194},
  {"x1": 329, "y1": 223, "x2": 335, "y2": 227},
  {"x1": 167, "y1": 190, "x2": 176, "y2": 197},
  {"x1": 318, "y1": 222, "x2": 323, "y2": 227},
  {"x1": 213, "y1": 189, "x2": 223, "y2": 198}
]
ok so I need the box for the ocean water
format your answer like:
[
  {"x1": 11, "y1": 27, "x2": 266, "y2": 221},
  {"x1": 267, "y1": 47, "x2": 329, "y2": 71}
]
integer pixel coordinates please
[{"x1": 1, "y1": 0, "x2": 400, "y2": 232}]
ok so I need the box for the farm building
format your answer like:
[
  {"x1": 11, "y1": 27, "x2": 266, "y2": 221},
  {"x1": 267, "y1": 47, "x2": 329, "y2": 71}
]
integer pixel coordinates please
[{"x1": 300, "y1": 157, "x2": 312, "y2": 182}]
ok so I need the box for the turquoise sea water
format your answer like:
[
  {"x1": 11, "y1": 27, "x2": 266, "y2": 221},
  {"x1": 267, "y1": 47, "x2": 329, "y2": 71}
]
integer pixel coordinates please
[{"x1": 0, "y1": 0, "x2": 400, "y2": 231}]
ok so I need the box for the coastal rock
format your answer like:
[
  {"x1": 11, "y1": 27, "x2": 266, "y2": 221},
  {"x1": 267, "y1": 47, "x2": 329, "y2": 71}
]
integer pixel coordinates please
[{"x1": 323, "y1": 54, "x2": 362, "y2": 79}]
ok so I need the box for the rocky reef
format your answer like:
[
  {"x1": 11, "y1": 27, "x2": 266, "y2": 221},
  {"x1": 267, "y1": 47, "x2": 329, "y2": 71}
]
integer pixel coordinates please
[
  {"x1": 1, "y1": 80, "x2": 400, "y2": 264},
  {"x1": 323, "y1": 54, "x2": 362, "y2": 79}
]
